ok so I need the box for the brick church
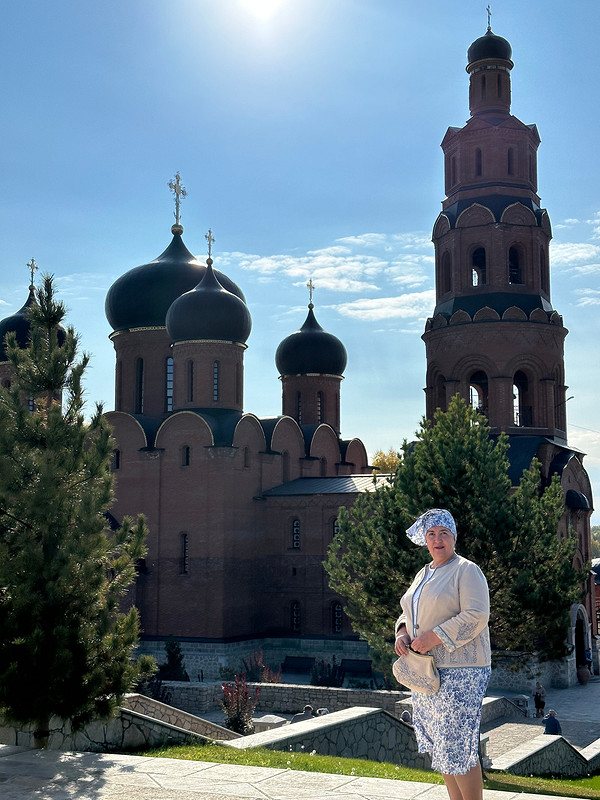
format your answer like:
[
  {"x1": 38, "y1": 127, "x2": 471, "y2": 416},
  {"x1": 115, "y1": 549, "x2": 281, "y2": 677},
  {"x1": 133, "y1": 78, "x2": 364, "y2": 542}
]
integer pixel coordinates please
[{"x1": 0, "y1": 24, "x2": 595, "y2": 679}]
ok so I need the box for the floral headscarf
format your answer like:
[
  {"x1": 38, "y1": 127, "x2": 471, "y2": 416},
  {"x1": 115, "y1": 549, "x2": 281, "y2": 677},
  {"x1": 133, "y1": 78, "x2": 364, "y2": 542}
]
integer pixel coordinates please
[{"x1": 405, "y1": 508, "x2": 457, "y2": 546}]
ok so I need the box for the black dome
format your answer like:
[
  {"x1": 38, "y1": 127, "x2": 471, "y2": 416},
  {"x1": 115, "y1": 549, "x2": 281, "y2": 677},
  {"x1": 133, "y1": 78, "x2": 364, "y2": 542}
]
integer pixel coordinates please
[
  {"x1": 105, "y1": 229, "x2": 245, "y2": 332},
  {"x1": 0, "y1": 286, "x2": 67, "y2": 361},
  {"x1": 467, "y1": 28, "x2": 512, "y2": 66},
  {"x1": 275, "y1": 305, "x2": 347, "y2": 376},
  {"x1": 165, "y1": 259, "x2": 252, "y2": 344}
]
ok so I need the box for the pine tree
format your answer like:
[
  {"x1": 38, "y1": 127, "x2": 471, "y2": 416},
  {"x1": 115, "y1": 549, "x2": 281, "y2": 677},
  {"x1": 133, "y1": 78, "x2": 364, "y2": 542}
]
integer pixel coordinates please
[
  {"x1": 325, "y1": 395, "x2": 584, "y2": 679},
  {"x1": 0, "y1": 275, "x2": 154, "y2": 746}
]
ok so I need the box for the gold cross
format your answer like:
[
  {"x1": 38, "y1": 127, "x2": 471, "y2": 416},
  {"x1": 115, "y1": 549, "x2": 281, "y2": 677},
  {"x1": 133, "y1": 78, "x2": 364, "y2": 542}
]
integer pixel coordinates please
[
  {"x1": 307, "y1": 278, "x2": 314, "y2": 305},
  {"x1": 27, "y1": 257, "x2": 38, "y2": 287},
  {"x1": 487, "y1": 5, "x2": 492, "y2": 28},
  {"x1": 205, "y1": 229, "x2": 215, "y2": 258},
  {"x1": 168, "y1": 172, "x2": 187, "y2": 225}
]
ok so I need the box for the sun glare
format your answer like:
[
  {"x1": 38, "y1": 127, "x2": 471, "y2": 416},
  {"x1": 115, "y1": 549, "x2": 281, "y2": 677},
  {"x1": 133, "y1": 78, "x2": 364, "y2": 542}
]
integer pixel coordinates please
[{"x1": 239, "y1": 0, "x2": 286, "y2": 21}]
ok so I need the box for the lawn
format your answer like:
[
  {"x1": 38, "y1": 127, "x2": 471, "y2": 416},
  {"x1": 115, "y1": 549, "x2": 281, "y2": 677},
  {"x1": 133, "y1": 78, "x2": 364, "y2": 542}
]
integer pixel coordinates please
[{"x1": 139, "y1": 742, "x2": 600, "y2": 798}]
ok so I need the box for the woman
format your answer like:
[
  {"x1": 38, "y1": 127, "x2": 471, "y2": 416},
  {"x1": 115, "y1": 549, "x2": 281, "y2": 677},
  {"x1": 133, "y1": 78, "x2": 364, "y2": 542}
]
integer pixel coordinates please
[
  {"x1": 532, "y1": 681, "x2": 546, "y2": 718},
  {"x1": 395, "y1": 509, "x2": 491, "y2": 800}
]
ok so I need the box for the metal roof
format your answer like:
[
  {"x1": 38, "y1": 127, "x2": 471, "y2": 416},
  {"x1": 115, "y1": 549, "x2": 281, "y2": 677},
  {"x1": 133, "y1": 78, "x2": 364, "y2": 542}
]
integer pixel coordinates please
[{"x1": 262, "y1": 474, "x2": 389, "y2": 497}]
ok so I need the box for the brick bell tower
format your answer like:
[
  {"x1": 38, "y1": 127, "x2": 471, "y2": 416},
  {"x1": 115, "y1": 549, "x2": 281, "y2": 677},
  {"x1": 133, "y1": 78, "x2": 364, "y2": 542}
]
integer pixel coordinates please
[
  {"x1": 423, "y1": 24, "x2": 596, "y2": 665},
  {"x1": 424, "y1": 25, "x2": 568, "y2": 439}
]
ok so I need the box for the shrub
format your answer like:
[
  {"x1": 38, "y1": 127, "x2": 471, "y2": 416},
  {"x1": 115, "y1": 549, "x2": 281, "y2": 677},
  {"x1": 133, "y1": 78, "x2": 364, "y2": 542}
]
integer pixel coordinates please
[
  {"x1": 242, "y1": 647, "x2": 282, "y2": 684},
  {"x1": 220, "y1": 674, "x2": 261, "y2": 734},
  {"x1": 310, "y1": 656, "x2": 345, "y2": 687},
  {"x1": 157, "y1": 638, "x2": 189, "y2": 682}
]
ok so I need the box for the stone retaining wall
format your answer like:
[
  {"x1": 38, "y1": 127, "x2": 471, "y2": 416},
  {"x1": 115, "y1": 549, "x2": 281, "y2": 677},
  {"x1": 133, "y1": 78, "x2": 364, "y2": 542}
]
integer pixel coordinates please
[
  {"x1": 489, "y1": 653, "x2": 573, "y2": 691},
  {"x1": 123, "y1": 694, "x2": 239, "y2": 740},
  {"x1": 224, "y1": 706, "x2": 432, "y2": 770},
  {"x1": 490, "y1": 733, "x2": 600, "y2": 777}
]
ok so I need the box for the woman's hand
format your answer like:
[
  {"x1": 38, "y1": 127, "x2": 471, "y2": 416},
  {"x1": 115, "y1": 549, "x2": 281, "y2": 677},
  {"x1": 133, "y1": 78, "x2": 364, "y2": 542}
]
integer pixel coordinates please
[
  {"x1": 394, "y1": 631, "x2": 411, "y2": 656},
  {"x1": 410, "y1": 629, "x2": 442, "y2": 653}
]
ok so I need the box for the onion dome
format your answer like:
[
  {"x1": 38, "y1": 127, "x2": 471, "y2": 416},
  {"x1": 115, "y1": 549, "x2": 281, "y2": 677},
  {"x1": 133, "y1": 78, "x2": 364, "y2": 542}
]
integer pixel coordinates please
[
  {"x1": 0, "y1": 285, "x2": 36, "y2": 360},
  {"x1": 275, "y1": 304, "x2": 347, "y2": 376},
  {"x1": 105, "y1": 227, "x2": 246, "y2": 332},
  {"x1": 467, "y1": 27, "x2": 512, "y2": 66},
  {"x1": 165, "y1": 257, "x2": 252, "y2": 344}
]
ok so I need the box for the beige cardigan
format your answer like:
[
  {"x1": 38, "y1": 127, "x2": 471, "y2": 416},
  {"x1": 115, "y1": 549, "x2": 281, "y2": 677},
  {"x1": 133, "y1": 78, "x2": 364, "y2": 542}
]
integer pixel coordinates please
[{"x1": 395, "y1": 554, "x2": 491, "y2": 668}]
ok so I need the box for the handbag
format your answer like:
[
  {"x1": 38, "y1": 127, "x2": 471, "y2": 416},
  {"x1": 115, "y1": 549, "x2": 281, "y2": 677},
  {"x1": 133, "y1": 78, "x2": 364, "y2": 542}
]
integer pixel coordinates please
[{"x1": 392, "y1": 647, "x2": 440, "y2": 694}]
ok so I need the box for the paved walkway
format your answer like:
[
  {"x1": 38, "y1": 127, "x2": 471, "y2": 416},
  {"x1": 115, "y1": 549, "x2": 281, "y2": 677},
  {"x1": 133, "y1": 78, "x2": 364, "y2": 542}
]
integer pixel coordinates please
[{"x1": 0, "y1": 679, "x2": 597, "y2": 799}]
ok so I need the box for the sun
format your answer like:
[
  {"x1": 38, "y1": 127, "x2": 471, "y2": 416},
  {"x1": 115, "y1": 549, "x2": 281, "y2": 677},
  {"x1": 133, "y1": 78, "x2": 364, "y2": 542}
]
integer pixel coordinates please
[{"x1": 239, "y1": 0, "x2": 286, "y2": 21}]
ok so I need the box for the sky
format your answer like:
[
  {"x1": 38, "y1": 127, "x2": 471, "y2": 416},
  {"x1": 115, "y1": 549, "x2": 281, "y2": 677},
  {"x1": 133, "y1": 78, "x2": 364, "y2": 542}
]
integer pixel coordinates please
[{"x1": 1, "y1": 1, "x2": 599, "y2": 522}]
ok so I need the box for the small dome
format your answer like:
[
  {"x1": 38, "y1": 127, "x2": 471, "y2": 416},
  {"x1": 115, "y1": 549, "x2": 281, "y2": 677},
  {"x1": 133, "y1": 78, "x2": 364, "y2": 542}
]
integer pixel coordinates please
[
  {"x1": 0, "y1": 285, "x2": 67, "y2": 361},
  {"x1": 105, "y1": 228, "x2": 245, "y2": 332},
  {"x1": 165, "y1": 259, "x2": 252, "y2": 344},
  {"x1": 276, "y1": 305, "x2": 347, "y2": 376},
  {"x1": 467, "y1": 28, "x2": 512, "y2": 66}
]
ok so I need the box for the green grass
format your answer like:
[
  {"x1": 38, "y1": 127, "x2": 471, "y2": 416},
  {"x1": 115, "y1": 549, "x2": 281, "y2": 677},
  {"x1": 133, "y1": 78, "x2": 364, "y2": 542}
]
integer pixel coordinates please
[{"x1": 138, "y1": 742, "x2": 600, "y2": 797}]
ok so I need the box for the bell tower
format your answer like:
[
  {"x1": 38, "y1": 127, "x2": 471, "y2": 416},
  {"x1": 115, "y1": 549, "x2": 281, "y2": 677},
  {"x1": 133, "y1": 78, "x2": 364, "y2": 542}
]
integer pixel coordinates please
[{"x1": 424, "y1": 25, "x2": 568, "y2": 440}]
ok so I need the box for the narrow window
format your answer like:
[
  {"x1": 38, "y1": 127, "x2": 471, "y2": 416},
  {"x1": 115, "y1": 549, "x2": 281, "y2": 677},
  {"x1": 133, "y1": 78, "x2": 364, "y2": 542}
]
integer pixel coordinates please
[
  {"x1": 282, "y1": 450, "x2": 290, "y2": 483},
  {"x1": 166, "y1": 356, "x2": 174, "y2": 412},
  {"x1": 290, "y1": 601, "x2": 301, "y2": 633},
  {"x1": 115, "y1": 361, "x2": 122, "y2": 411},
  {"x1": 296, "y1": 391, "x2": 302, "y2": 424},
  {"x1": 507, "y1": 147, "x2": 514, "y2": 175},
  {"x1": 28, "y1": 395, "x2": 35, "y2": 413},
  {"x1": 509, "y1": 247, "x2": 522, "y2": 284},
  {"x1": 332, "y1": 602, "x2": 343, "y2": 634},
  {"x1": 213, "y1": 360, "x2": 219, "y2": 402},
  {"x1": 112, "y1": 449, "x2": 121, "y2": 471},
  {"x1": 317, "y1": 391, "x2": 324, "y2": 423},
  {"x1": 135, "y1": 357, "x2": 144, "y2": 414},
  {"x1": 441, "y1": 252, "x2": 452, "y2": 294},
  {"x1": 469, "y1": 370, "x2": 488, "y2": 418},
  {"x1": 497, "y1": 73, "x2": 502, "y2": 98},
  {"x1": 291, "y1": 519, "x2": 301, "y2": 549},
  {"x1": 540, "y1": 248, "x2": 549, "y2": 294},
  {"x1": 187, "y1": 360, "x2": 194, "y2": 403},
  {"x1": 243, "y1": 446, "x2": 250, "y2": 468},
  {"x1": 513, "y1": 371, "x2": 532, "y2": 427},
  {"x1": 320, "y1": 457, "x2": 327, "y2": 477},
  {"x1": 181, "y1": 445, "x2": 191, "y2": 467},
  {"x1": 481, "y1": 74, "x2": 486, "y2": 100},
  {"x1": 451, "y1": 156, "x2": 457, "y2": 186},
  {"x1": 472, "y1": 247, "x2": 486, "y2": 286},
  {"x1": 180, "y1": 532, "x2": 189, "y2": 574},
  {"x1": 475, "y1": 148, "x2": 482, "y2": 177},
  {"x1": 332, "y1": 518, "x2": 340, "y2": 539},
  {"x1": 236, "y1": 362, "x2": 242, "y2": 406}
]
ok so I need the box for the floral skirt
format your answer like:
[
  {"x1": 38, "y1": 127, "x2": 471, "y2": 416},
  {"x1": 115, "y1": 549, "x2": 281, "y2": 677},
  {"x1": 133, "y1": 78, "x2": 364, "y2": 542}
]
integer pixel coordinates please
[{"x1": 411, "y1": 666, "x2": 491, "y2": 775}]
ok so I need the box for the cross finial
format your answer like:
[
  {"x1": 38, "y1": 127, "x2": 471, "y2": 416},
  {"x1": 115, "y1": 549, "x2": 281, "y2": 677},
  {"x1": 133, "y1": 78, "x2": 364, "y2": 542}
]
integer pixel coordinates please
[
  {"x1": 205, "y1": 229, "x2": 215, "y2": 259},
  {"x1": 486, "y1": 4, "x2": 492, "y2": 29},
  {"x1": 168, "y1": 172, "x2": 187, "y2": 226},
  {"x1": 27, "y1": 257, "x2": 38, "y2": 288},
  {"x1": 307, "y1": 278, "x2": 314, "y2": 308}
]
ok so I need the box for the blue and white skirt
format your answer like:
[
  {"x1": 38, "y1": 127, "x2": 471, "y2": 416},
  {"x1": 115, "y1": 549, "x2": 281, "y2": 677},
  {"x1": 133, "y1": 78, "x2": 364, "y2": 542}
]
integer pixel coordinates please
[{"x1": 411, "y1": 666, "x2": 491, "y2": 775}]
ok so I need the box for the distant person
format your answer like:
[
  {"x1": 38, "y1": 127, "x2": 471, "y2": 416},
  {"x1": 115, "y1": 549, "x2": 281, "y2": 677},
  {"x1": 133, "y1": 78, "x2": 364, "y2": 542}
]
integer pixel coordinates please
[
  {"x1": 400, "y1": 710, "x2": 413, "y2": 725},
  {"x1": 316, "y1": 707, "x2": 329, "y2": 715},
  {"x1": 543, "y1": 709, "x2": 562, "y2": 735},
  {"x1": 291, "y1": 704, "x2": 314, "y2": 723},
  {"x1": 532, "y1": 681, "x2": 546, "y2": 718}
]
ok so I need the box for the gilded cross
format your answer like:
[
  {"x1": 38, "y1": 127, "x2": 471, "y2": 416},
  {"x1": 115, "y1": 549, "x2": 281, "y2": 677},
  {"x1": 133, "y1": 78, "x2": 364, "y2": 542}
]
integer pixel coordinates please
[
  {"x1": 307, "y1": 278, "x2": 314, "y2": 305},
  {"x1": 487, "y1": 5, "x2": 492, "y2": 28},
  {"x1": 205, "y1": 229, "x2": 215, "y2": 258},
  {"x1": 27, "y1": 257, "x2": 38, "y2": 287},
  {"x1": 168, "y1": 172, "x2": 187, "y2": 225}
]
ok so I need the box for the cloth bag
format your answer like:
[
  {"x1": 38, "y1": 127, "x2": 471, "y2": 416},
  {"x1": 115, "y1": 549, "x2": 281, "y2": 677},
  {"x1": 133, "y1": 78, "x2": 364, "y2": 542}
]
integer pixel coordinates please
[{"x1": 392, "y1": 647, "x2": 440, "y2": 694}]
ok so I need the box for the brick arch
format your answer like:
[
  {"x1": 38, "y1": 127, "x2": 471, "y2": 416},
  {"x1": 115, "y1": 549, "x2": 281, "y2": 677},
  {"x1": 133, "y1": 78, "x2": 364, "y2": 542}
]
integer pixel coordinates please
[
  {"x1": 309, "y1": 424, "x2": 342, "y2": 472},
  {"x1": 232, "y1": 413, "x2": 267, "y2": 452},
  {"x1": 344, "y1": 438, "x2": 369, "y2": 471},
  {"x1": 432, "y1": 214, "x2": 451, "y2": 239},
  {"x1": 499, "y1": 202, "x2": 538, "y2": 227},
  {"x1": 455, "y1": 204, "x2": 495, "y2": 228},
  {"x1": 155, "y1": 411, "x2": 214, "y2": 449}
]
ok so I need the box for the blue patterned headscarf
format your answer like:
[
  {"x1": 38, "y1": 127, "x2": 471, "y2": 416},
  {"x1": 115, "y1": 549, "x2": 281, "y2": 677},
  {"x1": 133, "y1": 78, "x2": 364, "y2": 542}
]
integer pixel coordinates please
[{"x1": 406, "y1": 508, "x2": 457, "y2": 546}]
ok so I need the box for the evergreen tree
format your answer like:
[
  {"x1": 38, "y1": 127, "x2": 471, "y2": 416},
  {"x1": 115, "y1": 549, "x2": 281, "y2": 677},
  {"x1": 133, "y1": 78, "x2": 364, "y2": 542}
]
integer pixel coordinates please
[
  {"x1": 325, "y1": 396, "x2": 584, "y2": 679},
  {"x1": 0, "y1": 275, "x2": 154, "y2": 746}
]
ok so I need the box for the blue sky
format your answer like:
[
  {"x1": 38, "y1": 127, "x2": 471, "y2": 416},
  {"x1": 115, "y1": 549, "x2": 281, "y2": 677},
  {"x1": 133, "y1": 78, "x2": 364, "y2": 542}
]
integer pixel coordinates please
[{"x1": 1, "y1": 1, "x2": 599, "y2": 522}]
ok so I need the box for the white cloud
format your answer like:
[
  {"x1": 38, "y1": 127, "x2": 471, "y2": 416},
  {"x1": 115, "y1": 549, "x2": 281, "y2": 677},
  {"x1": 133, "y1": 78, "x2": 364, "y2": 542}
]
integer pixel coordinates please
[
  {"x1": 574, "y1": 289, "x2": 600, "y2": 306},
  {"x1": 550, "y1": 242, "x2": 600, "y2": 268},
  {"x1": 333, "y1": 290, "x2": 435, "y2": 321}
]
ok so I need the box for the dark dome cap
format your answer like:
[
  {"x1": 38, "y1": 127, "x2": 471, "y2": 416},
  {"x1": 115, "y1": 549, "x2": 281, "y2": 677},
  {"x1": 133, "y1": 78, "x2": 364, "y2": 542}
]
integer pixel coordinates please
[
  {"x1": 467, "y1": 28, "x2": 512, "y2": 66},
  {"x1": 105, "y1": 229, "x2": 246, "y2": 332},
  {"x1": 165, "y1": 258, "x2": 252, "y2": 344},
  {"x1": 275, "y1": 305, "x2": 347, "y2": 376},
  {"x1": 0, "y1": 285, "x2": 66, "y2": 361}
]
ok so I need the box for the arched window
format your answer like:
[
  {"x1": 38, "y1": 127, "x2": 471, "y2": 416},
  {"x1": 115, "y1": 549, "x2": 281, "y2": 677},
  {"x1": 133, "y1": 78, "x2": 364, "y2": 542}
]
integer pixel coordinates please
[
  {"x1": 451, "y1": 156, "x2": 457, "y2": 187},
  {"x1": 317, "y1": 391, "x2": 324, "y2": 423},
  {"x1": 540, "y1": 248, "x2": 549, "y2": 294},
  {"x1": 509, "y1": 247, "x2": 522, "y2": 284},
  {"x1": 475, "y1": 148, "x2": 482, "y2": 177},
  {"x1": 291, "y1": 519, "x2": 301, "y2": 549},
  {"x1": 469, "y1": 370, "x2": 488, "y2": 417},
  {"x1": 115, "y1": 361, "x2": 122, "y2": 411},
  {"x1": 290, "y1": 601, "x2": 301, "y2": 633},
  {"x1": 435, "y1": 374, "x2": 447, "y2": 413},
  {"x1": 180, "y1": 532, "x2": 189, "y2": 574},
  {"x1": 282, "y1": 450, "x2": 290, "y2": 483},
  {"x1": 243, "y1": 446, "x2": 250, "y2": 469},
  {"x1": 441, "y1": 252, "x2": 452, "y2": 294},
  {"x1": 181, "y1": 445, "x2": 191, "y2": 467},
  {"x1": 332, "y1": 602, "x2": 343, "y2": 634},
  {"x1": 507, "y1": 147, "x2": 514, "y2": 175},
  {"x1": 513, "y1": 371, "x2": 532, "y2": 427},
  {"x1": 112, "y1": 449, "x2": 121, "y2": 471},
  {"x1": 497, "y1": 73, "x2": 502, "y2": 98},
  {"x1": 320, "y1": 457, "x2": 327, "y2": 477},
  {"x1": 296, "y1": 391, "x2": 302, "y2": 424},
  {"x1": 187, "y1": 360, "x2": 194, "y2": 403},
  {"x1": 165, "y1": 357, "x2": 174, "y2": 412},
  {"x1": 135, "y1": 357, "x2": 144, "y2": 414},
  {"x1": 472, "y1": 247, "x2": 486, "y2": 286},
  {"x1": 481, "y1": 74, "x2": 486, "y2": 100},
  {"x1": 528, "y1": 149, "x2": 536, "y2": 183},
  {"x1": 213, "y1": 360, "x2": 219, "y2": 402}
]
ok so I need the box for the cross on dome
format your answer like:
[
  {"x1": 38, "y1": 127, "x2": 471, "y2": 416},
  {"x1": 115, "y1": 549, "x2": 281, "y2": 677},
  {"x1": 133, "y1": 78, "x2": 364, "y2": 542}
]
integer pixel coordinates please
[
  {"x1": 27, "y1": 257, "x2": 38, "y2": 289},
  {"x1": 168, "y1": 172, "x2": 187, "y2": 226},
  {"x1": 307, "y1": 278, "x2": 315, "y2": 308},
  {"x1": 486, "y1": 4, "x2": 492, "y2": 30},
  {"x1": 205, "y1": 229, "x2": 215, "y2": 259}
]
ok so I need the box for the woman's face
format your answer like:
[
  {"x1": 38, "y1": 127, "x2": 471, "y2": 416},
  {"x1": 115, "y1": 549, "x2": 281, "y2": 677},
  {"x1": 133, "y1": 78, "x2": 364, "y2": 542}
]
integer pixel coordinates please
[{"x1": 425, "y1": 525, "x2": 456, "y2": 566}]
